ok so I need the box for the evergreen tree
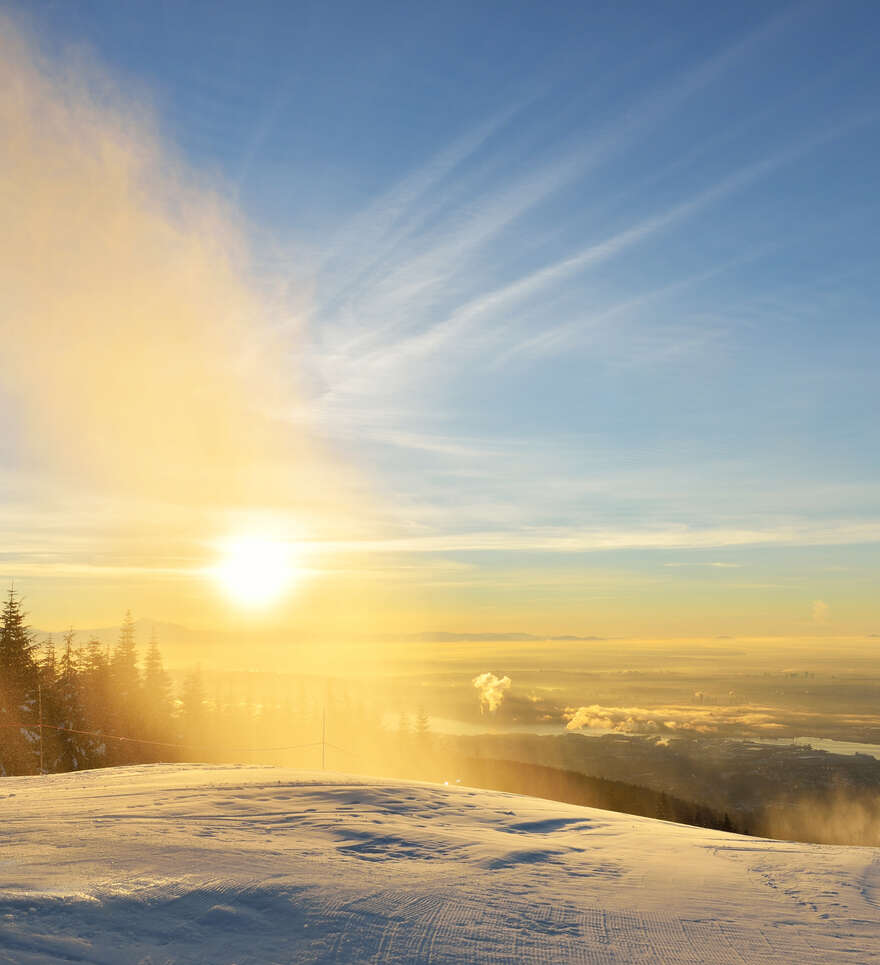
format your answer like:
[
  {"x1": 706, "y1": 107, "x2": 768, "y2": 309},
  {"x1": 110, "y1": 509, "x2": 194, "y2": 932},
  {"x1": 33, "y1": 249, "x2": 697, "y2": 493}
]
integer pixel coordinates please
[
  {"x1": 54, "y1": 630, "x2": 98, "y2": 771},
  {"x1": 39, "y1": 635, "x2": 57, "y2": 685},
  {"x1": 142, "y1": 632, "x2": 173, "y2": 758},
  {"x1": 180, "y1": 667, "x2": 207, "y2": 755},
  {"x1": 413, "y1": 706, "x2": 432, "y2": 771},
  {"x1": 415, "y1": 705, "x2": 431, "y2": 743},
  {"x1": 397, "y1": 711, "x2": 412, "y2": 750},
  {"x1": 111, "y1": 612, "x2": 140, "y2": 702},
  {"x1": 109, "y1": 611, "x2": 141, "y2": 761},
  {"x1": 0, "y1": 587, "x2": 39, "y2": 774},
  {"x1": 36, "y1": 635, "x2": 61, "y2": 773},
  {"x1": 77, "y1": 637, "x2": 111, "y2": 766},
  {"x1": 397, "y1": 711, "x2": 411, "y2": 737},
  {"x1": 656, "y1": 791, "x2": 672, "y2": 821},
  {"x1": 0, "y1": 587, "x2": 37, "y2": 693}
]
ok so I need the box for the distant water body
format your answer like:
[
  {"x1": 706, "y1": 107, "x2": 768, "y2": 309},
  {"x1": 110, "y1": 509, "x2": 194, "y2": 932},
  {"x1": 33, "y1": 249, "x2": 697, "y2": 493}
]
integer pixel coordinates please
[
  {"x1": 753, "y1": 736, "x2": 880, "y2": 761},
  {"x1": 413, "y1": 717, "x2": 880, "y2": 761}
]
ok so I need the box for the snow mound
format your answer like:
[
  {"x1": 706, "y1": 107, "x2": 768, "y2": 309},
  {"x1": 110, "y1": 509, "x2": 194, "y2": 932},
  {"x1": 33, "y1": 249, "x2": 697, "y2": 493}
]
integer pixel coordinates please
[{"x1": 0, "y1": 764, "x2": 877, "y2": 963}]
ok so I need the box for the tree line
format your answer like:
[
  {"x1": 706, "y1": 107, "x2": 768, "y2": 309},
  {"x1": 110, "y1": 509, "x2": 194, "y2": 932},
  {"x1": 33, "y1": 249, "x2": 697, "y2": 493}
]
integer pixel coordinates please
[
  {"x1": 0, "y1": 587, "x2": 393, "y2": 777},
  {"x1": 0, "y1": 588, "x2": 198, "y2": 776}
]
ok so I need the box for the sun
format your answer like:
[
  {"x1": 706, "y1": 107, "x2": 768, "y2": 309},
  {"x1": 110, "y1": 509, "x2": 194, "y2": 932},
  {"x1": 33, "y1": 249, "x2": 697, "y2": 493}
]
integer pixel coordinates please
[{"x1": 212, "y1": 535, "x2": 298, "y2": 608}]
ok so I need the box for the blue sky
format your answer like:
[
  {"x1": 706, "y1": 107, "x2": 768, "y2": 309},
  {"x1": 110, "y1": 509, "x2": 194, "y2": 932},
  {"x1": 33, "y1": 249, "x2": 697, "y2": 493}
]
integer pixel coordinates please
[{"x1": 5, "y1": 0, "x2": 880, "y2": 632}]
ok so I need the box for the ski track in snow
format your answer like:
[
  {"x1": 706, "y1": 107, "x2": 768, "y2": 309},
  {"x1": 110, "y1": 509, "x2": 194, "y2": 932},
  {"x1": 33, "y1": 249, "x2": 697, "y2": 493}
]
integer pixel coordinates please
[{"x1": 0, "y1": 764, "x2": 877, "y2": 963}]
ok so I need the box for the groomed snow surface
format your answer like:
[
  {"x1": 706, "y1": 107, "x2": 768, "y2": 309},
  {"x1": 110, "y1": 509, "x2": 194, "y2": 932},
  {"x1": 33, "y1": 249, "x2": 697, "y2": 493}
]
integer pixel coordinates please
[{"x1": 0, "y1": 765, "x2": 877, "y2": 964}]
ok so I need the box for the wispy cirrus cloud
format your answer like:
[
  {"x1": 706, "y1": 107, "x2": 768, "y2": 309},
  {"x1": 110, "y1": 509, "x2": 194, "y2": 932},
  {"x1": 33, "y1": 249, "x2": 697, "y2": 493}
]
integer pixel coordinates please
[
  {"x1": 322, "y1": 110, "x2": 873, "y2": 399},
  {"x1": 303, "y1": 3, "x2": 836, "y2": 413}
]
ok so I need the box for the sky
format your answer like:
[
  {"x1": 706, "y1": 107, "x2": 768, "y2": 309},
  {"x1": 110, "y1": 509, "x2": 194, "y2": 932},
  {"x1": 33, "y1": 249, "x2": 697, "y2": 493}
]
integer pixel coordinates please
[{"x1": 1, "y1": 0, "x2": 878, "y2": 637}]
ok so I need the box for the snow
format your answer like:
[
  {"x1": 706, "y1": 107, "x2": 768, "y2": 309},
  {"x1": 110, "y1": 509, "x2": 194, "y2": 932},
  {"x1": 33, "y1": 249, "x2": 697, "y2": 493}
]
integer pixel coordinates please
[{"x1": 0, "y1": 765, "x2": 877, "y2": 963}]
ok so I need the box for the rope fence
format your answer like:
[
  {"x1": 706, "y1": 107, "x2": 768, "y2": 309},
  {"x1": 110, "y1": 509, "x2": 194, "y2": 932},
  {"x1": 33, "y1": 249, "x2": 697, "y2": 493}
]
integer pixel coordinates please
[{"x1": 0, "y1": 718, "x2": 356, "y2": 765}]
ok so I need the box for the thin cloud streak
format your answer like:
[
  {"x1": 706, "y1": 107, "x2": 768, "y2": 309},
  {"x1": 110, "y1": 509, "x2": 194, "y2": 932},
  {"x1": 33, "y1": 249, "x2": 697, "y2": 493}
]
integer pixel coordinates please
[
  {"x1": 491, "y1": 248, "x2": 774, "y2": 367},
  {"x1": 315, "y1": 101, "x2": 530, "y2": 326},
  {"x1": 311, "y1": 520, "x2": 880, "y2": 555}
]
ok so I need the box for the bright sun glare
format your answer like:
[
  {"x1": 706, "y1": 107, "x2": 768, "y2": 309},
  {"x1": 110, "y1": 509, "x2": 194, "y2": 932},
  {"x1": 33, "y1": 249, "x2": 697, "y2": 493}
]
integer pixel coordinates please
[{"x1": 213, "y1": 535, "x2": 297, "y2": 608}]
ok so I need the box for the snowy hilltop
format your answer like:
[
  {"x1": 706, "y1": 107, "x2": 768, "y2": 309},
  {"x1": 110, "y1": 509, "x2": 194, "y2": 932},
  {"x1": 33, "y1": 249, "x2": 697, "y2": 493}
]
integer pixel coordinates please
[{"x1": 0, "y1": 764, "x2": 877, "y2": 963}]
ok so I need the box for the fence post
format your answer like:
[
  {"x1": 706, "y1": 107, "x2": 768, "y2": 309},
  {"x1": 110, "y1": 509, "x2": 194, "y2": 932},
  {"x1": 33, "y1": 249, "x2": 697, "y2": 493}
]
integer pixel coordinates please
[{"x1": 38, "y1": 682, "x2": 44, "y2": 775}]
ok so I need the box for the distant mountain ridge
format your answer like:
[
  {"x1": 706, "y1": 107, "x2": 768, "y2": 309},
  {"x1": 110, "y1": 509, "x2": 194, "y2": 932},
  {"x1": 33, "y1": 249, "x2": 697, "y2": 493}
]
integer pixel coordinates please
[
  {"x1": 33, "y1": 620, "x2": 606, "y2": 647},
  {"x1": 33, "y1": 618, "x2": 200, "y2": 647},
  {"x1": 413, "y1": 631, "x2": 607, "y2": 642}
]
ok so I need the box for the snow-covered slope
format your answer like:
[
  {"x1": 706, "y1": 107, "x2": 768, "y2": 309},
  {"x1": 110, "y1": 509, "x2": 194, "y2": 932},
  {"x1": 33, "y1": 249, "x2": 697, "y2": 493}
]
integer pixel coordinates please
[{"x1": 0, "y1": 765, "x2": 877, "y2": 963}]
